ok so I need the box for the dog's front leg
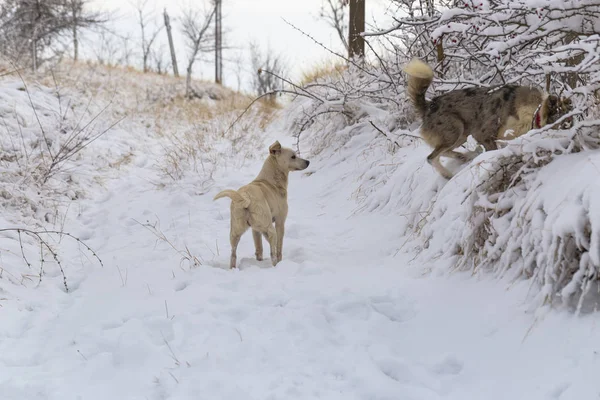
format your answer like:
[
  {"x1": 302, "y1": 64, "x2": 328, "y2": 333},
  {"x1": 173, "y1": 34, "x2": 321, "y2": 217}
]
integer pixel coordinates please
[
  {"x1": 275, "y1": 220, "x2": 285, "y2": 263},
  {"x1": 264, "y1": 226, "x2": 278, "y2": 266},
  {"x1": 480, "y1": 138, "x2": 498, "y2": 151},
  {"x1": 252, "y1": 230, "x2": 263, "y2": 261}
]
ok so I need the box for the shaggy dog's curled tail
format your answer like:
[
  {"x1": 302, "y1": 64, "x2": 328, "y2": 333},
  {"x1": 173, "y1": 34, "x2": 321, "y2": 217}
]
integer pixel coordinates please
[
  {"x1": 213, "y1": 190, "x2": 251, "y2": 208},
  {"x1": 404, "y1": 58, "x2": 434, "y2": 117}
]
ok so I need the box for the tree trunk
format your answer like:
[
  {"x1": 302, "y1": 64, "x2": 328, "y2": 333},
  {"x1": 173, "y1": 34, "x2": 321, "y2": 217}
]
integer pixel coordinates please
[
  {"x1": 436, "y1": 41, "x2": 445, "y2": 78},
  {"x1": 186, "y1": 63, "x2": 193, "y2": 97},
  {"x1": 32, "y1": 39, "x2": 38, "y2": 72},
  {"x1": 141, "y1": 19, "x2": 148, "y2": 73},
  {"x1": 72, "y1": 6, "x2": 78, "y2": 61},
  {"x1": 163, "y1": 9, "x2": 179, "y2": 77},
  {"x1": 564, "y1": 32, "x2": 584, "y2": 89},
  {"x1": 143, "y1": 52, "x2": 148, "y2": 73},
  {"x1": 214, "y1": 0, "x2": 222, "y2": 84},
  {"x1": 348, "y1": 0, "x2": 365, "y2": 59}
]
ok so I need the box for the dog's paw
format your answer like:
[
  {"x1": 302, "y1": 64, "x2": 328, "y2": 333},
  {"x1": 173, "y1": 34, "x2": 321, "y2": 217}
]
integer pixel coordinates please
[
  {"x1": 441, "y1": 171, "x2": 453, "y2": 180},
  {"x1": 463, "y1": 150, "x2": 480, "y2": 161},
  {"x1": 455, "y1": 153, "x2": 468, "y2": 163}
]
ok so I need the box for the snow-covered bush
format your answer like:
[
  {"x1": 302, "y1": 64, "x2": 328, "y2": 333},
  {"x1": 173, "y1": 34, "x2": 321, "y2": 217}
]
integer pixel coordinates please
[
  {"x1": 418, "y1": 125, "x2": 600, "y2": 313},
  {"x1": 0, "y1": 61, "x2": 129, "y2": 292},
  {"x1": 285, "y1": 61, "x2": 416, "y2": 158},
  {"x1": 0, "y1": 69, "x2": 122, "y2": 223}
]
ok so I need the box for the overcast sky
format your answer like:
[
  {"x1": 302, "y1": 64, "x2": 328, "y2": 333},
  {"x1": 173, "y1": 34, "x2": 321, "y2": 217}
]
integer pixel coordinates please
[{"x1": 88, "y1": 0, "x2": 395, "y2": 92}]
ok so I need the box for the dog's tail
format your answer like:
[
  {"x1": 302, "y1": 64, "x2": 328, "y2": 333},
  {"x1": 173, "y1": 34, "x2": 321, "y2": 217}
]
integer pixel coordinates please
[
  {"x1": 213, "y1": 189, "x2": 251, "y2": 208},
  {"x1": 404, "y1": 58, "x2": 434, "y2": 117}
]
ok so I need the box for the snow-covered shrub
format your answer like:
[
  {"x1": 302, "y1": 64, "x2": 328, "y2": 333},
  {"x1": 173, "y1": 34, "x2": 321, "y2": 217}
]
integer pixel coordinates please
[
  {"x1": 0, "y1": 71, "x2": 122, "y2": 223},
  {"x1": 0, "y1": 62, "x2": 130, "y2": 292},
  {"x1": 285, "y1": 60, "x2": 416, "y2": 158},
  {"x1": 418, "y1": 123, "x2": 600, "y2": 312}
]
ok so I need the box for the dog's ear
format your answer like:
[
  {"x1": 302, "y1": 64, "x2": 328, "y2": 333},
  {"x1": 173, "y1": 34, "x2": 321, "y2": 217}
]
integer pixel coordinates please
[{"x1": 269, "y1": 141, "x2": 282, "y2": 155}]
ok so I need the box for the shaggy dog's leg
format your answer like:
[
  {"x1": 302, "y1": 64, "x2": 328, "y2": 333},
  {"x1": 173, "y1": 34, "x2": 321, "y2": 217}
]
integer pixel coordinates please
[
  {"x1": 443, "y1": 150, "x2": 470, "y2": 163},
  {"x1": 480, "y1": 138, "x2": 498, "y2": 151},
  {"x1": 427, "y1": 146, "x2": 455, "y2": 179},
  {"x1": 252, "y1": 230, "x2": 263, "y2": 261}
]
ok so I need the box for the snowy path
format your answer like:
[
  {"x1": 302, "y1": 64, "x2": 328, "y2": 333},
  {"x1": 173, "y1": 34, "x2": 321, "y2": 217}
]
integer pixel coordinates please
[{"x1": 1, "y1": 144, "x2": 599, "y2": 400}]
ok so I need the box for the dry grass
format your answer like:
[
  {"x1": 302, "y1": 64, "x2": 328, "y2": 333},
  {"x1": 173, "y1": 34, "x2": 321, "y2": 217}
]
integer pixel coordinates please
[
  {"x1": 300, "y1": 59, "x2": 347, "y2": 86},
  {"x1": 108, "y1": 151, "x2": 134, "y2": 170},
  {"x1": 2, "y1": 59, "x2": 280, "y2": 192}
]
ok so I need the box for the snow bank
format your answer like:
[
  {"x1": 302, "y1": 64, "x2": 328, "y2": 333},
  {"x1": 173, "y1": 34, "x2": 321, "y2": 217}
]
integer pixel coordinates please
[
  {"x1": 283, "y1": 64, "x2": 600, "y2": 312},
  {"x1": 420, "y1": 132, "x2": 600, "y2": 313},
  {"x1": 0, "y1": 60, "x2": 271, "y2": 294}
]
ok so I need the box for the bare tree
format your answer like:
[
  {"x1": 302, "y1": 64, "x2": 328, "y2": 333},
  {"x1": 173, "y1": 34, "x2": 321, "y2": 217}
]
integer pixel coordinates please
[
  {"x1": 91, "y1": 29, "x2": 120, "y2": 66},
  {"x1": 0, "y1": 0, "x2": 67, "y2": 69},
  {"x1": 319, "y1": 0, "x2": 348, "y2": 53},
  {"x1": 119, "y1": 32, "x2": 134, "y2": 66},
  {"x1": 86, "y1": 26, "x2": 133, "y2": 67},
  {"x1": 249, "y1": 41, "x2": 287, "y2": 99},
  {"x1": 66, "y1": 0, "x2": 107, "y2": 62},
  {"x1": 151, "y1": 44, "x2": 171, "y2": 74},
  {"x1": 231, "y1": 50, "x2": 245, "y2": 92},
  {"x1": 132, "y1": 0, "x2": 163, "y2": 73},
  {"x1": 180, "y1": 3, "x2": 215, "y2": 97},
  {"x1": 0, "y1": 0, "x2": 107, "y2": 68}
]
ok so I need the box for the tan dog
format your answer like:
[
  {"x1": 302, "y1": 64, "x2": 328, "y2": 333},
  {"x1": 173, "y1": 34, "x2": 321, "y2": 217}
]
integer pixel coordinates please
[{"x1": 214, "y1": 141, "x2": 310, "y2": 269}]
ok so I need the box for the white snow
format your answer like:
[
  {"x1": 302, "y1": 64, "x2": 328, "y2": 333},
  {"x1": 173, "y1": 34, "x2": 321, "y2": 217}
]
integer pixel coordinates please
[{"x1": 0, "y1": 63, "x2": 599, "y2": 400}]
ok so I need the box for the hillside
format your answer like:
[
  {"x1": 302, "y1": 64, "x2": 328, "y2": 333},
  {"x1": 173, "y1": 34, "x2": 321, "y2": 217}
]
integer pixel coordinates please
[{"x1": 0, "y1": 61, "x2": 598, "y2": 400}]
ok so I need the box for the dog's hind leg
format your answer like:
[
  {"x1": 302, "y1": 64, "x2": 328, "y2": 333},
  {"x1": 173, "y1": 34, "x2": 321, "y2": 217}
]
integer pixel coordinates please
[
  {"x1": 480, "y1": 138, "x2": 498, "y2": 151},
  {"x1": 252, "y1": 230, "x2": 263, "y2": 261},
  {"x1": 229, "y1": 232, "x2": 242, "y2": 269},
  {"x1": 442, "y1": 150, "x2": 470, "y2": 163},
  {"x1": 229, "y1": 214, "x2": 248, "y2": 269},
  {"x1": 427, "y1": 146, "x2": 455, "y2": 179}
]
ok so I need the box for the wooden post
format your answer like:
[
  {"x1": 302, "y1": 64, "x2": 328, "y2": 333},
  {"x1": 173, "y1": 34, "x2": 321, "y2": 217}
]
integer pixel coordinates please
[
  {"x1": 163, "y1": 9, "x2": 179, "y2": 77},
  {"x1": 348, "y1": 0, "x2": 365, "y2": 59}
]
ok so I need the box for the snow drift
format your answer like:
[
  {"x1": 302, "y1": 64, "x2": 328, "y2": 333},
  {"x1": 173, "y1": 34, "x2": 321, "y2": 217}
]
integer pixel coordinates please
[{"x1": 281, "y1": 60, "x2": 600, "y2": 312}]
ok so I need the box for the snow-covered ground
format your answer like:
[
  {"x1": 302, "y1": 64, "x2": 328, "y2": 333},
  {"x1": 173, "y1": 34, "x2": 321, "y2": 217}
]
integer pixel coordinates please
[{"x1": 0, "y1": 64, "x2": 599, "y2": 400}]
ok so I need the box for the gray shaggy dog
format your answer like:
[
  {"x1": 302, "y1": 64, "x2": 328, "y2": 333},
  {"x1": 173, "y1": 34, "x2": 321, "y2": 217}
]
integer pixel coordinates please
[{"x1": 404, "y1": 58, "x2": 571, "y2": 179}]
